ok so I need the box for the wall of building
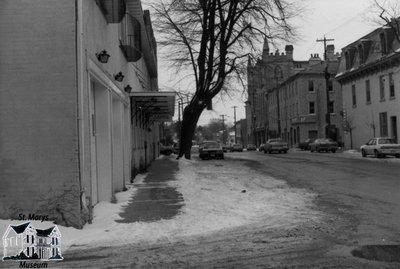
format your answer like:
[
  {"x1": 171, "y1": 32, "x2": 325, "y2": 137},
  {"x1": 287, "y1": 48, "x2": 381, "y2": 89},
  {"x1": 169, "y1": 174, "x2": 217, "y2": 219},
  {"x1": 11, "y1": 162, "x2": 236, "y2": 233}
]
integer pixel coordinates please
[
  {"x1": 336, "y1": 21, "x2": 400, "y2": 149},
  {"x1": 0, "y1": 1, "x2": 83, "y2": 227},
  {"x1": 0, "y1": 0, "x2": 161, "y2": 229},
  {"x1": 78, "y1": 0, "x2": 160, "y2": 206},
  {"x1": 341, "y1": 69, "x2": 400, "y2": 149}
]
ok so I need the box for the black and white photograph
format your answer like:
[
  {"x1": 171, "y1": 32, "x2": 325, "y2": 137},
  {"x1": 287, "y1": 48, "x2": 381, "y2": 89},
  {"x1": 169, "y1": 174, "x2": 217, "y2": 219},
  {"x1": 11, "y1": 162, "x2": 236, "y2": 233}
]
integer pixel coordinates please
[{"x1": 1, "y1": 0, "x2": 400, "y2": 268}]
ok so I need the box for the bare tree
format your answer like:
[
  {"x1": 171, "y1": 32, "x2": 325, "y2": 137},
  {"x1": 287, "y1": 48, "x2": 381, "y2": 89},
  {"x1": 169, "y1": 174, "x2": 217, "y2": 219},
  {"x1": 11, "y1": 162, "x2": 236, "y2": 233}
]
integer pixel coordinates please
[
  {"x1": 344, "y1": 117, "x2": 356, "y2": 149},
  {"x1": 371, "y1": 0, "x2": 400, "y2": 43},
  {"x1": 152, "y1": 0, "x2": 298, "y2": 159}
]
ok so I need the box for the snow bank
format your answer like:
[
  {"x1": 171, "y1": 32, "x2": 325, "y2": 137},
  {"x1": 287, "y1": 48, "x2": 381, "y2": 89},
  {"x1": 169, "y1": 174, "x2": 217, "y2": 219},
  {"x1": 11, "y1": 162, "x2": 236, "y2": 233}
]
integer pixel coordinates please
[{"x1": 0, "y1": 158, "x2": 319, "y2": 255}]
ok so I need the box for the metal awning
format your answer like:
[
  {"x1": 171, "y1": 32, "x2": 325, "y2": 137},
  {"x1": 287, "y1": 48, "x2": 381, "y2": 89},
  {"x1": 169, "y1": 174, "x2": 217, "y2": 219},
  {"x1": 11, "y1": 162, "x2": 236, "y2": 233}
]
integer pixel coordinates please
[{"x1": 129, "y1": 91, "x2": 175, "y2": 122}]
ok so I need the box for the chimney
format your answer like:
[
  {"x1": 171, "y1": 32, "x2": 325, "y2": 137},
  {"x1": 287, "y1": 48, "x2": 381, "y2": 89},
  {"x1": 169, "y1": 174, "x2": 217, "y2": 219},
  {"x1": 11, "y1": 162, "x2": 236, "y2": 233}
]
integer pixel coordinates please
[
  {"x1": 285, "y1": 45, "x2": 293, "y2": 59},
  {"x1": 309, "y1": 53, "x2": 322, "y2": 66},
  {"x1": 326, "y1": 44, "x2": 335, "y2": 60}
]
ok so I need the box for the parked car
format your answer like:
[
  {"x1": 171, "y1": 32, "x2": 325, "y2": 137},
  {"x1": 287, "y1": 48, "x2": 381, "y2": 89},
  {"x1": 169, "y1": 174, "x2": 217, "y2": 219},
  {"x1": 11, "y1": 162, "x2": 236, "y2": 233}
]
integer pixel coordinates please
[
  {"x1": 258, "y1": 144, "x2": 265, "y2": 152},
  {"x1": 199, "y1": 141, "x2": 224, "y2": 160},
  {"x1": 310, "y1": 138, "x2": 338, "y2": 153},
  {"x1": 222, "y1": 144, "x2": 232, "y2": 152},
  {"x1": 160, "y1": 143, "x2": 174, "y2": 155},
  {"x1": 264, "y1": 139, "x2": 289, "y2": 154},
  {"x1": 191, "y1": 144, "x2": 200, "y2": 154},
  {"x1": 298, "y1": 138, "x2": 315, "y2": 150},
  {"x1": 246, "y1": 144, "x2": 257, "y2": 151},
  {"x1": 231, "y1": 144, "x2": 244, "y2": 152},
  {"x1": 173, "y1": 142, "x2": 179, "y2": 154},
  {"x1": 360, "y1": 137, "x2": 400, "y2": 158}
]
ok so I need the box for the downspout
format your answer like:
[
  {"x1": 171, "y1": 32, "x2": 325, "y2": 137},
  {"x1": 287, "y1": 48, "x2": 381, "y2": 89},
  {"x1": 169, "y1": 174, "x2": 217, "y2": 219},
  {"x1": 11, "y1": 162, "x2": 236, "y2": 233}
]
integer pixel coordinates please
[{"x1": 75, "y1": 0, "x2": 89, "y2": 228}]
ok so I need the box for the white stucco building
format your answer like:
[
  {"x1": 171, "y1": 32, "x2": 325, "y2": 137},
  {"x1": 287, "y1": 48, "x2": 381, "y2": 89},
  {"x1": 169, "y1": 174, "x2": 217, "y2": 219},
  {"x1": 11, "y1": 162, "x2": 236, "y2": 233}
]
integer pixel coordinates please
[{"x1": 336, "y1": 20, "x2": 400, "y2": 149}]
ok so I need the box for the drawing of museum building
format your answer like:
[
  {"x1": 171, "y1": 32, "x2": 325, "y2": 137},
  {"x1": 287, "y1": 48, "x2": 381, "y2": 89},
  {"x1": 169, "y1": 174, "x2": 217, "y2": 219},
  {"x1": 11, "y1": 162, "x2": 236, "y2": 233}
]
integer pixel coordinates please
[{"x1": 2, "y1": 222, "x2": 62, "y2": 261}]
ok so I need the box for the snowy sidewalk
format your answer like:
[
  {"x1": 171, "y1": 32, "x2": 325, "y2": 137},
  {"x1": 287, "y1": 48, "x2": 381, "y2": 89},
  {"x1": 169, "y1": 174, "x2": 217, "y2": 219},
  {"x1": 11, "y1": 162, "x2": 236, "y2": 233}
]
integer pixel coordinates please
[
  {"x1": 0, "y1": 155, "x2": 320, "y2": 256},
  {"x1": 116, "y1": 157, "x2": 183, "y2": 223}
]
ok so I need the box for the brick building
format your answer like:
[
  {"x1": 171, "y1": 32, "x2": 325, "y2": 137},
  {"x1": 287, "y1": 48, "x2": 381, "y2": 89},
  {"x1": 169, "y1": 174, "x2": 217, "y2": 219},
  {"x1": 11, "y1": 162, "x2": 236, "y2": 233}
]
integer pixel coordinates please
[{"x1": 0, "y1": 0, "x2": 174, "y2": 228}]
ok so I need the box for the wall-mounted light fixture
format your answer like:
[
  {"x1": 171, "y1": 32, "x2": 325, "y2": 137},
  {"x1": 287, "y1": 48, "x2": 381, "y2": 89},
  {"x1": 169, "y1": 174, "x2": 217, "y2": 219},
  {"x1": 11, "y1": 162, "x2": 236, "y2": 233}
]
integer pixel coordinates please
[
  {"x1": 114, "y1": 72, "x2": 124, "y2": 82},
  {"x1": 124, "y1": 84, "x2": 132, "y2": 93},
  {"x1": 96, "y1": 50, "x2": 110, "y2": 63}
]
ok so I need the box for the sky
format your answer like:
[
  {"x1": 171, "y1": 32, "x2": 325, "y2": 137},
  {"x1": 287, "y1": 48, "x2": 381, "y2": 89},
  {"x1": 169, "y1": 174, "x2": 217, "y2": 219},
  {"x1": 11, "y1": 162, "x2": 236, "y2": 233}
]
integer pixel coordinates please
[{"x1": 150, "y1": 0, "x2": 384, "y2": 126}]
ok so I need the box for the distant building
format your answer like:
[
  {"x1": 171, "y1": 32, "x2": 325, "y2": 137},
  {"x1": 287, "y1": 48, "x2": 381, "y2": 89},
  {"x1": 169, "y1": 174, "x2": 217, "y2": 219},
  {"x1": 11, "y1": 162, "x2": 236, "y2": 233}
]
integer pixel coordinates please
[
  {"x1": 247, "y1": 40, "x2": 342, "y2": 146},
  {"x1": 270, "y1": 53, "x2": 343, "y2": 146},
  {"x1": 0, "y1": 0, "x2": 175, "y2": 228},
  {"x1": 336, "y1": 20, "x2": 400, "y2": 149},
  {"x1": 246, "y1": 39, "x2": 307, "y2": 145}
]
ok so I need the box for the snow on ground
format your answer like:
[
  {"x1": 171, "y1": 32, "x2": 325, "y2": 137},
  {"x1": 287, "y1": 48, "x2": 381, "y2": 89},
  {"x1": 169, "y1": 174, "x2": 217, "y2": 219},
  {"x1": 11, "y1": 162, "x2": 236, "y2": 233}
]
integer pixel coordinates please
[
  {"x1": 342, "y1": 149, "x2": 400, "y2": 163},
  {"x1": 0, "y1": 157, "x2": 320, "y2": 255}
]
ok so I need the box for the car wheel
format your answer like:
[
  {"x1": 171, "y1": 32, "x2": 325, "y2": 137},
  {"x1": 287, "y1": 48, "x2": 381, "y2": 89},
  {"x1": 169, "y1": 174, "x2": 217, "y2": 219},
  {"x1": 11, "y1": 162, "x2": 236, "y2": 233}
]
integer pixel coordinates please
[
  {"x1": 374, "y1": 150, "x2": 382, "y2": 158},
  {"x1": 331, "y1": 149, "x2": 336, "y2": 153},
  {"x1": 361, "y1": 149, "x2": 367, "y2": 157},
  {"x1": 395, "y1": 154, "x2": 400, "y2": 158},
  {"x1": 284, "y1": 150, "x2": 288, "y2": 154},
  {"x1": 310, "y1": 148, "x2": 314, "y2": 152}
]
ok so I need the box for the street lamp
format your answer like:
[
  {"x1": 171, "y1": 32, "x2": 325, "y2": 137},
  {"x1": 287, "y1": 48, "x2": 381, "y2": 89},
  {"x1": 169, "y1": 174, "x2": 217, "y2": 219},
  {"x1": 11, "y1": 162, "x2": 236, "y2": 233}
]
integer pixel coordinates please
[
  {"x1": 253, "y1": 114, "x2": 256, "y2": 145},
  {"x1": 232, "y1": 106, "x2": 237, "y2": 144}
]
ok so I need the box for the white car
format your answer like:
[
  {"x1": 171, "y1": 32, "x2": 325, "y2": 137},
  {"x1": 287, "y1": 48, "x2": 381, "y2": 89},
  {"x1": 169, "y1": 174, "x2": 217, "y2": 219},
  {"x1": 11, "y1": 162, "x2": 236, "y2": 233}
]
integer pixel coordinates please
[{"x1": 360, "y1": 137, "x2": 400, "y2": 158}]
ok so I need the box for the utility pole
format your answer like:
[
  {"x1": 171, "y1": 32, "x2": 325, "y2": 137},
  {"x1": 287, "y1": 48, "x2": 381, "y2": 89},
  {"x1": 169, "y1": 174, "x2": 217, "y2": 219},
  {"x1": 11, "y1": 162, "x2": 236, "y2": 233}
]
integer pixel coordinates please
[
  {"x1": 221, "y1": 114, "x2": 227, "y2": 144},
  {"x1": 232, "y1": 106, "x2": 237, "y2": 144},
  {"x1": 317, "y1": 35, "x2": 334, "y2": 139},
  {"x1": 178, "y1": 101, "x2": 181, "y2": 122}
]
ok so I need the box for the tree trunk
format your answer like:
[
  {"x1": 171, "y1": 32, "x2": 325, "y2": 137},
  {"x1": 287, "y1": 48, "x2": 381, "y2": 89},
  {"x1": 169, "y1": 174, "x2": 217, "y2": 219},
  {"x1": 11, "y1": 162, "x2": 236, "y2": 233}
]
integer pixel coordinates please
[{"x1": 177, "y1": 101, "x2": 205, "y2": 159}]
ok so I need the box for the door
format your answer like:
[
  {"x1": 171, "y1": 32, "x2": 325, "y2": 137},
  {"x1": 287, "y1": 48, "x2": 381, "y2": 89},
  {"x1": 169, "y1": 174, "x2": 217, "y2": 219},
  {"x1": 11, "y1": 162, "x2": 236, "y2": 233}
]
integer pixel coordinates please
[
  {"x1": 365, "y1": 138, "x2": 376, "y2": 155},
  {"x1": 391, "y1": 116, "x2": 398, "y2": 143},
  {"x1": 89, "y1": 82, "x2": 98, "y2": 204}
]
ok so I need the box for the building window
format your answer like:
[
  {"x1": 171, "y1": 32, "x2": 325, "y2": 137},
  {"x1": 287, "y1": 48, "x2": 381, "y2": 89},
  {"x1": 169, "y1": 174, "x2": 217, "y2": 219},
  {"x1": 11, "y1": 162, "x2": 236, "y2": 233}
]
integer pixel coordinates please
[
  {"x1": 309, "y1": 102, "x2": 315, "y2": 114},
  {"x1": 380, "y1": 32, "x2": 387, "y2": 55},
  {"x1": 358, "y1": 44, "x2": 364, "y2": 64},
  {"x1": 328, "y1": 79, "x2": 333, "y2": 91},
  {"x1": 329, "y1": 101, "x2": 334, "y2": 114},
  {"x1": 308, "y1": 80, "x2": 314, "y2": 92},
  {"x1": 352, "y1": 84, "x2": 357, "y2": 107},
  {"x1": 379, "y1": 75, "x2": 385, "y2": 101},
  {"x1": 345, "y1": 51, "x2": 350, "y2": 70},
  {"x1": 389, "y1": 73, "x2": 395, "y2": 98},
  {"x1": 379, "y1": 112, "x2": 388, "y2": 137},
  {"x1": 366, "y1": 80, "x2": 371, "y2": 104}
]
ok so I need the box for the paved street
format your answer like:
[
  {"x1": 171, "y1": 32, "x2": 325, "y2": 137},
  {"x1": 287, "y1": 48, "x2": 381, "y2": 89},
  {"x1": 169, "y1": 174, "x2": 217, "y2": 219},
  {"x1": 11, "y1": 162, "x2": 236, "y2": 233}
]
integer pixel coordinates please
[{"x1": 47, "y1": 151, "x2": 400, "y2": 268}]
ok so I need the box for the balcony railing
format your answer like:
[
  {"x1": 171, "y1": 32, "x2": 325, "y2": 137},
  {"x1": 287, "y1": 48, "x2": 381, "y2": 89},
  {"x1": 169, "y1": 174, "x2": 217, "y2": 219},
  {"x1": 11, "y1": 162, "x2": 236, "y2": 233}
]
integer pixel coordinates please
[
  {"x1": 120, "y1": 14, "x2": 142, "y2": 62},
  {"x1": 98, "y1": 0, "x2": 126, "y2": 23}
]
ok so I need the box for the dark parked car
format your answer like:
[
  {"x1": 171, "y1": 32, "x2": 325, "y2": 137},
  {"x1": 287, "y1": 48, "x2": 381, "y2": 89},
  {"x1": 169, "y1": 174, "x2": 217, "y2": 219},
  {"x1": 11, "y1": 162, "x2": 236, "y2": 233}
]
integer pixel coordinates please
[
  {"x1": 160, "y1": 143, "x2": 174, "y2": 155},
  {"x1": 231, "y1": 144, "x2": 244, "y2": 152},
  {"x1": 222, "y1": 144, "x2": 232, "y2": 152},
  {"x1": 246, "y1": 144, "x2": 257, "y2": 151},
  {"x1": 298, "y1": 138, "x2": 314, "y2": 150},
  {"x1": 264, "y1": 139, "x2": 289, "y2": 154},
  {"x1": 258, "y1": 144, "x2": 266, "y2": 152},
  {"x1": 199, "y1": 141, "x2": 224, "y2": 160},
  {"x1": 310, "y1": 138, "x2": 338, "y2": 153}
]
